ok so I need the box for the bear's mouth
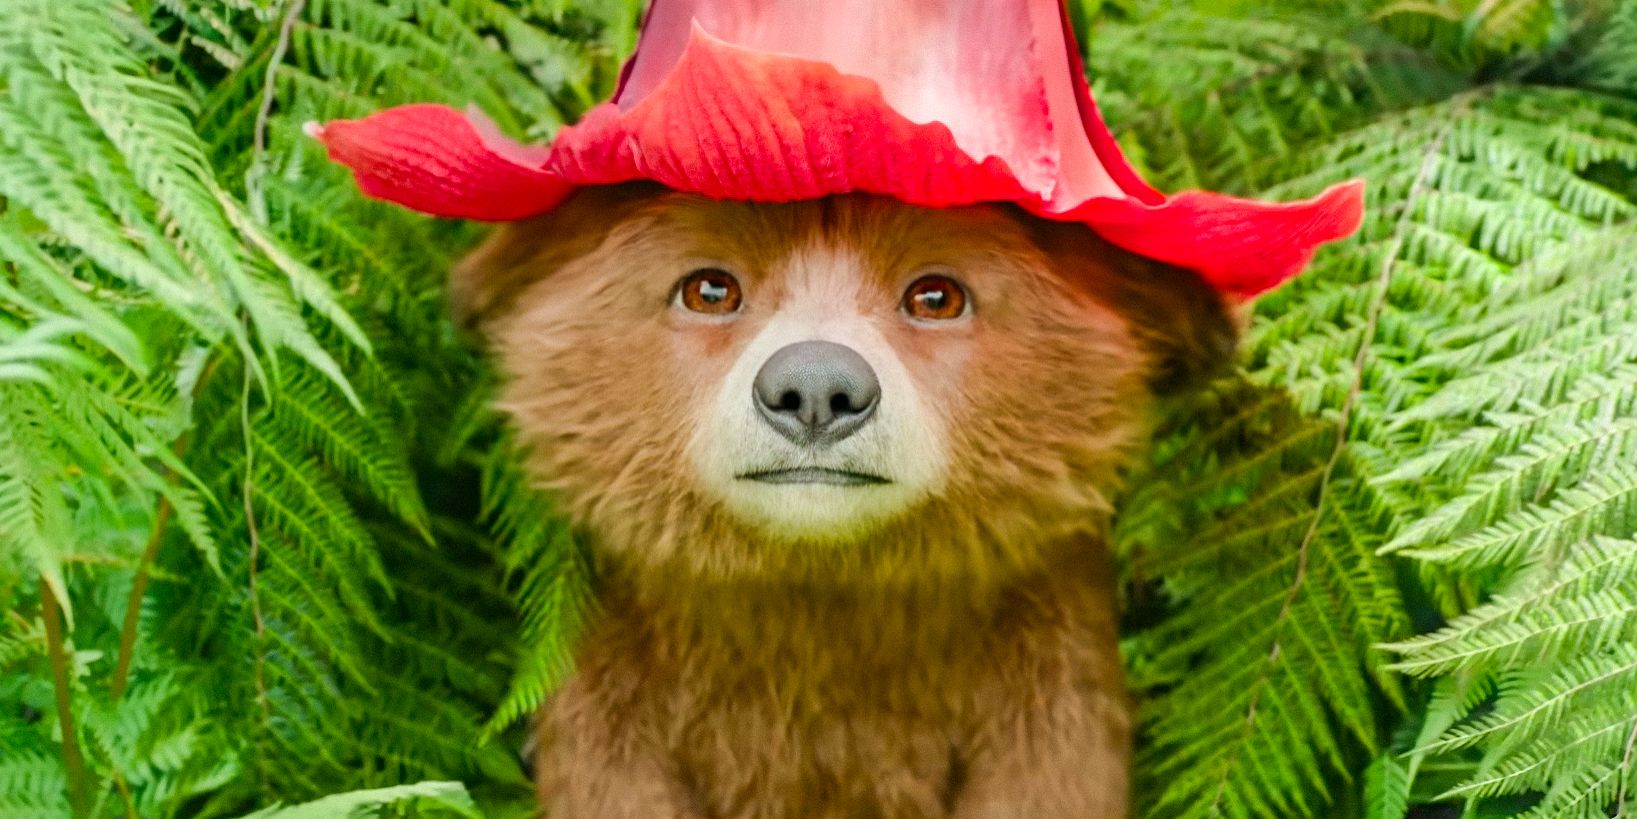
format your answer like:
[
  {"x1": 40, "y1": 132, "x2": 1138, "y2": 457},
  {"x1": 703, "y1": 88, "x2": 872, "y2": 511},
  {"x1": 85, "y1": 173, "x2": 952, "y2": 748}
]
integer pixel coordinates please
[{"x1": 738, "y1": 467, "x2": 890, "y2": 486}]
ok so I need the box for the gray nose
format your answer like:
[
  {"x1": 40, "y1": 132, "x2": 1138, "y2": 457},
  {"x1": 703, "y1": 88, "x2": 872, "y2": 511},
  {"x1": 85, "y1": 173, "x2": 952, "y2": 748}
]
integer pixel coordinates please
[{"x1": 753, "y1": 340, "x2": 880, "y2": 445}]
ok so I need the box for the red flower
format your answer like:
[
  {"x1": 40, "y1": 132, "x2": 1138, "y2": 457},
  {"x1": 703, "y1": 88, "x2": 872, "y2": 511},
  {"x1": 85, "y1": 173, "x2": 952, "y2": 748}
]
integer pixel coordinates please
[{"x1": 309, "y1": 0, "x2": 1364, "y2": 296}]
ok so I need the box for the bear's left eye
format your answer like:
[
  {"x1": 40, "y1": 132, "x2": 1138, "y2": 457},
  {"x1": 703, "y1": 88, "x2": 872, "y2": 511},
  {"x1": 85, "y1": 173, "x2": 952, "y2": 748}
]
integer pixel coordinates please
[
  {"x1": 675, "y1": 268, "x2": 743, "y2": 315},
  {"x1": 901, "y1": 275, "x2": 969, "y2": 321}
]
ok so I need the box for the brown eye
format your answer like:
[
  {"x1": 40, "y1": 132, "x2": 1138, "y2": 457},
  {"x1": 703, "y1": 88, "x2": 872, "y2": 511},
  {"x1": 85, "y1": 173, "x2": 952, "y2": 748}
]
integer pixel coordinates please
[
  {"x1": 901, "y1": 275, "x2": 968, "y2": 321},
  {"x1": 676, "y1": 268, "x2": 742, "y2": 314}
]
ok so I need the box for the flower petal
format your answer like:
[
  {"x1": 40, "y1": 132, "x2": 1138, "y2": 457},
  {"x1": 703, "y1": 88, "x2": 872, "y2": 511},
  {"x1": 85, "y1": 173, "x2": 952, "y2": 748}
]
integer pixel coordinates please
[
  {"x1": 547, "y1": 27, "x2": 1037, "y2": 207},
  {"x1": 1061, "y1": 179, "x2": 1367, "y2": 296},
  {"x1": 308, "y1": 104, "x2": 571, "y2": 221},
  {"x1": 1049, "y1": 0, "x2": 1164, "y2": 206},
  {"x1": 614, "y1": 0, "x2": 1126, "y2": 205}
]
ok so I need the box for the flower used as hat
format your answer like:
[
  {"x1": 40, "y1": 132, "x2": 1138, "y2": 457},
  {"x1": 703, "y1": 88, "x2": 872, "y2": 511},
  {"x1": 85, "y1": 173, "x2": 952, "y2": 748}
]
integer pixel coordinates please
[{"x1": 309, "y1": 0, "x2": 1364, "y2": 297}]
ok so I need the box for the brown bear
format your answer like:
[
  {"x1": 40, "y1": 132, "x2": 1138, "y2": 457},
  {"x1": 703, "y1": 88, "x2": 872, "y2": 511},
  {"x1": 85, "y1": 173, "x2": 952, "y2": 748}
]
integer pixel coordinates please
[{"x1": 452, "y1": 182, "x2": 1236, "y2": 818}]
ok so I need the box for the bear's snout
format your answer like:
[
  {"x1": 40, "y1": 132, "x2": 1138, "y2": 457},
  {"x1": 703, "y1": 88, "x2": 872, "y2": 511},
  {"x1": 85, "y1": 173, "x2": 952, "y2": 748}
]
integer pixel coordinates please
[{"x1": 752, "y1": 340, "x2": 880, "y2": 446}]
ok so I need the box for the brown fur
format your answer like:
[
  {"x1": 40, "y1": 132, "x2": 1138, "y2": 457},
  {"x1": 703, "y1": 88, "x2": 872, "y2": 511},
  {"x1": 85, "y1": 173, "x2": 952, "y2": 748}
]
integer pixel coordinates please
[{"x1": 454, "y1": 185, "x2": 1235, "y2": 818}]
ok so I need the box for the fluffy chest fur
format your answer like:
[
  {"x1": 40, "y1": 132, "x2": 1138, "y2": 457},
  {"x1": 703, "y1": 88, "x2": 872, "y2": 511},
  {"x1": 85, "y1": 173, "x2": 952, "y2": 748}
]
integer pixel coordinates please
[{"x1": 535, "y1": 539, "x2": 1129, "y2": 819}]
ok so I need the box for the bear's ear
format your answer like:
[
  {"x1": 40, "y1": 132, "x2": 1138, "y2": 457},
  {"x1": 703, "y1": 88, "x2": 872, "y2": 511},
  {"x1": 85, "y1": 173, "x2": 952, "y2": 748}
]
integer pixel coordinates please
[
  {"x1": 449, "y1": 182, "x2": 666, "y2": 332},
  {"x1": 1021, "y1": 215, "x2": 1241, "y2": 395}
]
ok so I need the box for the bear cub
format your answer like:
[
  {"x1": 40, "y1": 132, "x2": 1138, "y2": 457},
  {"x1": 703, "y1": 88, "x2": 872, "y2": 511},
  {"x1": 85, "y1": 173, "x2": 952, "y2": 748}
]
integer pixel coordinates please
[{"x1": 453, "y1": 182, "x2": 1235, "y2": 819}]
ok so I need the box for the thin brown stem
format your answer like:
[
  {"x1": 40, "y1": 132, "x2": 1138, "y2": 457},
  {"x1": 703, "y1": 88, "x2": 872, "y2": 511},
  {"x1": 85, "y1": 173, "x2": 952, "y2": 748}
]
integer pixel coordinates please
[
  {"x1": 242, "y1": 355, "x2": 270, "y2": 721},
  {"x1": 110, "y1": 497, "x2": 171, "y2": 700},
  {"x1": 110, "y1": 353, "x2": 221, "y2": 701},
  {"x1": 42, "y1": 578, "x2": 91, "y2": 819},
  {"x1": 113, "y1": 772, "x2": 137, "y2": 819},
  {"x1": 1615, "y1": 716, "x2": 1637, "y2": 818},
  {"x1": 247, "y1": 0, "x2": 308, "y2": 221},
  {"x1": 242, "y1": 0, "x2": 301, "y2": 722}
]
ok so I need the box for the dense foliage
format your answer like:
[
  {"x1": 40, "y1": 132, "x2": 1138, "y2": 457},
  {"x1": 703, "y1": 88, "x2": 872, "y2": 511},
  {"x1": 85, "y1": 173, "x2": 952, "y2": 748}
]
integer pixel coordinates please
[{"x1": 1, "y1": 0, "x2": 1634, "y2": 817}]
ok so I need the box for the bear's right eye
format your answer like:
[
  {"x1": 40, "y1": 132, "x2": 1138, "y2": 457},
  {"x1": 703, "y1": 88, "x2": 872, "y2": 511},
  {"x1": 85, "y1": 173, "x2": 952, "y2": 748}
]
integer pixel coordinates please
[
  {"x1": 901, "y1": 274, "x2": 969, "y2": 321},
  {"x1": 675, "y1": 268, "x2": 743, "y2": 315}
]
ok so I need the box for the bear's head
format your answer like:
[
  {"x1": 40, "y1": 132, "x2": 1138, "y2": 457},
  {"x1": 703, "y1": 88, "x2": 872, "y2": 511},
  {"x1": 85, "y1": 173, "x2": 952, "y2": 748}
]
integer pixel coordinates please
[{"x1": 454, "y1": 183, "x2": 1234, "y2": 584}]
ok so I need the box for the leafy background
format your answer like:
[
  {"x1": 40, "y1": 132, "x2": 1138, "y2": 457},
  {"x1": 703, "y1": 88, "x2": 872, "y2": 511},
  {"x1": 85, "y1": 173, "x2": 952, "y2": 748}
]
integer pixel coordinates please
[{"x1": 1, "y1": 0, "x2": 1635, "y2": 817}]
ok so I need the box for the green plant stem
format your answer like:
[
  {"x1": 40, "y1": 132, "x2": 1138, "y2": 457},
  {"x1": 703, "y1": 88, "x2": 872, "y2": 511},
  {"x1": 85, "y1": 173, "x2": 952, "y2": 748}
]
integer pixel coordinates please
[{"x1": 42, "y1": 577, "x2": 91, "y2": 819}]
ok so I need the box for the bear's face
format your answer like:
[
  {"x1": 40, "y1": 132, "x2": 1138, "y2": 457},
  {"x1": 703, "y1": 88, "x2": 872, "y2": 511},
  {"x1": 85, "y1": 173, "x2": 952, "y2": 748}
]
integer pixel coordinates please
[{"x1": 455, "y1": 185, "x2": 1233, "y2": 582}]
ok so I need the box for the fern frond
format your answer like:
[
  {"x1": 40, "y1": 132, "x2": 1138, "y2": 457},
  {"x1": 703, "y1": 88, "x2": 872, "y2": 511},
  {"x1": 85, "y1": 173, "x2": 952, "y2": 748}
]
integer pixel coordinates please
[
  {"x1": 1568, "y1": 0, "x2": 1637, "y2": 97},
  {"x1": 1088, "y1": 7, "x2": 1458, "y2": 194},
  {"x1": 267, "y1": 367, "x2": 430, "y2": 537},
  {"x1": 1387, "y1": 537, "x2": 1637, "y2": 676},
  {"x1": 1375, "y1": 0, "x2": 1561, "y2": 71},
  {"x1": 0, "y1": 754, "x2": 69, "y2": 819},
  {"x1": 1113, "y1": 9, "x2": 1637, "y2": 811},
  {"x1": 481, "y1": 434, "x2": 594, "y2": 737},
  {"x1": 235, "y1": 781, "x2": 479, "y2": 819}
]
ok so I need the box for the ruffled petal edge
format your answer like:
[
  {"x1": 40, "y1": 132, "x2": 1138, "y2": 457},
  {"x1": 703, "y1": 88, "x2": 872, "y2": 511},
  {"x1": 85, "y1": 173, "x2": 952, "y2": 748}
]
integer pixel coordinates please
[
  {"x1": 1058, "y1": 179, "x2": 1367, "y2": 296},
  {"x1": 306, "y1": 104, "x2": 572, "y2": 221}
]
